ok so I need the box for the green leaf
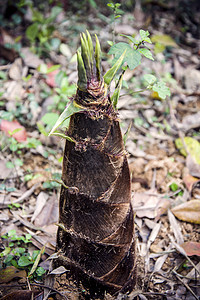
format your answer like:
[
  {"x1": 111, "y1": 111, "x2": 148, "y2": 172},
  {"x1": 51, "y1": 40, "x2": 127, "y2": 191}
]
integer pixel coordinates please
[
  {"x1": 18, "y1": 256, "x2": 33, "y2": 267},
  {"x1": 120, "y1": 34, "x2": 138, "y2": 45},
  {"x1": 41, "y1": 112, "x2": 60, "y2": 127},
  {"x1": 6, "y1": 161, "x2": 15, "y2": 169},
  {"x1": 111, "y1": 73, "x2": 123, "y2": 109},
  {"x1": 107, "y1": 3, "x2": 115, "y2": 8},
  {"x1": 51, "y1": 132, "x2": 76, "y2": 143},
  {"x1": 14, "y1": 159, "x2": 23, "y2": 167},
  {"x1": 46, "y1": 64, "x2": 60, "y2": 74},
  {"x1": 50, "y1": 6, "x2": 62, "y2": 19},
  {"x1": 170, "y1": 182, "x2": 179, "y2": 192},
  {"x1": 175, "y1": 137, "x2": 200, "y2": 164},
  {"x1": 123, "y1": 122, "x2": 132, "y2": 145},
  {"x1": 108, "y1": 42, "x2": 141, "y2": 70},
  {"x1": 38, "y1": 63, "x2": 48, "y2": 74},
  {"x1": 104, "y1": 50, "x2": 126, "y2": 85},
  {"x1": 151, "y1": 34, "x2": 178, "y2": 47},
  {"x1": 36, "y1": 266, "x2": 46, "y2": 277},
  {"x1": 32, "y1": 8, "x2": 43, "y2": 23},
  {"x1": 139, "y1": 30, "x2": 152, "y2": 44},
  {"x1": 8, "y1": 230, "x2": 16, "y2": 237},
  {"x1": 9, "y1": 144, "x2": 18, "y2": 152},
  {"x1": 8, "y1": 128, "x2": 22, "y2": 136},
  {"x1": 94, "y1": 34, "x2": 101, "y2": 81},
  {"x1": 25, "y1": 234, "x2": 32, "y2": 241},
  {"x1": 29, "y1": 246, "x2": 45, "y2": 278},
  {"x1": 77, "y1": 50, "x2": 87, "y2": 90},
  {"x1": 154, "y1": 43, "x2": 166, "y2": 54},
  {"x1": 49, "y1": 101, "x2": 85, "y2": 136},
  {"x1": 51, "y1": 38, "x2": 61, "y2": 50},
  {"x1": 0, "y1": 71, "x2": 7, "y2": 80},
  {"x1": 37, "y1": 122, "x2": 48, "y2": 136},
  {"x1": 26, "y1": 23, "x2": 39, "y2": 42},
  {"x1": 152, "y1": 81, "x2": 170, "y2": 99},
  {"x1": 0, "y1": 247, "x2": 11, "y2": 257},
  {"x1": 107, "y1": 40, "x2": 114, "y2": 46},
  {"x1": 143, "y1": 74, "x2": 157, "y2": 85},
  {"x1": 4, "y1": 254, "x2": 14, "y2": 264},
  {"x1": 60, "y1": 43, "x2": 71, "y2": 57},
  {"x1": 139, "y1": 48, "x2": 154, "y2": 60}
]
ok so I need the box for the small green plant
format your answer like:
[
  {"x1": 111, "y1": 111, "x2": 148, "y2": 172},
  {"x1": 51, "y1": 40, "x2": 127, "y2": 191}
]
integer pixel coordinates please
[
  {"x1": 0, "y1": 230, "x2": 46, "y2": 280},
  {"x1": 54, "y1": 71, "x2": 77, "y2": 112},
  {"x1": 169, "y1": 182, "x2": 179, "y2": 192},
  {"x1": 37, "y1": 66, "x2": 76, "y2": 135},
  {"x1": 107, "y1": 2, "x2": 124, "y2": 43},
  {"x1": 25, "y1": 5, "x2": 62, "y2": 55},
  {"x1": 43, "y1": 172, "x2": 62, "y2": 190},
  {"x1": 107, "y1": 30, "x2": 170, "y2": 102}
]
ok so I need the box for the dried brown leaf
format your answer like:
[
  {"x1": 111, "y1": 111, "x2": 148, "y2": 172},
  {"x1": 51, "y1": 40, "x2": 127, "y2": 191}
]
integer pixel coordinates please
[
  {"x1": 50, "y1": 266, "x2": 68, "y2": 275},
  {"x1": 186, "y1": 155, "x2": 200, "y2": 178},
  {"x1": 9, "y1": 58, "x2": 23, "y2": 80},
  {"x1": 183, "y1": 173, "x2": 199, "y2": 192},
  {"x1": 34, "y1": 193, "x2": 58, "y2": 227},
  {"x1": 133, "y1": 190, "x2": 160, "y2": 219},
  {"x1": 171, "y1": 200, "x2": 200, "y2": 224},
  {"x1": 168, "y1": 209, "x2": 184, "y2": 244},
  {"x1": 0, "y1": 290, "x2": 40, "y2": 300},
  {"x1": 180, "y1": 242, "x2": 200, "y2": 257},
  {"x1": 21, "y1": 47, "x2": 43, "y2": 68},
  {"x1": 31, "y1": 192, "x2": 49, "y2": 223},
  {"x1": 0, "y1": 266, "x2": 26, "y2": 283}
]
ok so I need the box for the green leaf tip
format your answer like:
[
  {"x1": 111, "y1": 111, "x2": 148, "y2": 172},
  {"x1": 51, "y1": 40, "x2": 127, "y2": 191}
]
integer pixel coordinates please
[
  {"x1": 111, "y1": 73, "x2": 123, "y2": 109},
  {"x1": 80, "y1": 34, "x2": 91, "y2": 75},
  {"x1": 104, "y1": 50, "x2": 126, "y2": 86},
  {"x1": 86, "y1": 30, "x2": 94, "y2": 68},
  {"x1": 94, "y1": 34, "x2": 102, "y2": 81},
  {"x1": 77, "y1": 50, "x2": 87, "y2": 90},
  {"x1": 78, "y1": 31, "x2": 103, "y2": 87},
  {"x1": 48, "y1": 101, "x2": 85, "y2": 136}
]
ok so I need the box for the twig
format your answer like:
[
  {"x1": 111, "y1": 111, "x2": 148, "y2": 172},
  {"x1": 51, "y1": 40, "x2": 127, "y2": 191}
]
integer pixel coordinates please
[
  {"x1": 0, "y1": 64, "x2": 11, "y2": 70},
  {"x1": 0, "y1": 283, "x2": 68, "y2": 299},
  {"x1": 31, "y1": 283, "x2": 69, "y2": 299},
  {"x1": 172, "y1": 269, "x2": 199, "y2": 300},
  {"x1": 169, "y1": 236, "x2": 200, "y2": 276},
  {"x1": 12, "y1": 184, "x2": 39, "y2": 204}
]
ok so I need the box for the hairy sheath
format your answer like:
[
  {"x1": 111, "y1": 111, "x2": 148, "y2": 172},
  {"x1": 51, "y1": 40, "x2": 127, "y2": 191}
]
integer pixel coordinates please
[{"x1": 55, "y1": 32, "x2": 136, "y2": 296}]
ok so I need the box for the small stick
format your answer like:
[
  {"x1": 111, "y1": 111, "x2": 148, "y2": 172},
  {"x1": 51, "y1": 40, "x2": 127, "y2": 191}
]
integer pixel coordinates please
[{"x1": 172, "y1": 270, "x2": 199, "y2": 300}]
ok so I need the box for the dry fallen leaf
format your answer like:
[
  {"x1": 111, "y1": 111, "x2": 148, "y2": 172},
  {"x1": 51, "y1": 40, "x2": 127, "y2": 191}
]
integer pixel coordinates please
[
  {"x1": 168, "y1": 209, "x2": 184, "y2": 244},
  {"x1": 0, "y1": 266, "x2": 26, "y2": 283},
  {"x1": 34, "y1": 193, "x2": 58, "y2": 227},
  {"x1": 172, "y1": 200, "x2": 200, "y2": 224},
  {"x1": 186, "y1": 155, "x2": 200, "y2": 178},
  {"x1": 31, "y1": 192, "x2": 49, "y2": 223},
  {"x1": 21, "y1": 47, "x2": 43, "y2": 68},
  {"x1": 50, "y1": 266, "x2": 68, "y2": 275},
  {"x1": 183, "y1": 173, "x2": 199, "y2": 192},
  {"x1": 9, "y1": 58, "x2": 23, "y2": 80},
  {"x1": 45, "y1": 63, "x2": 59, "y2": 87},
  {"x1": 180, "y1": 242, "x2": 200, "y2": 257},
  {"x1": 133, "y1": 190, "x2": 160, "y2": 219},
  {"x1": 175, "y1": 137, "x2": 200, "y2": 164},
  {"x1": 0, "y1": 290, "x2": 40, "y2": 300},
  {"x1": 0, "y1": 120, "x2": 27, "y2": 142}
]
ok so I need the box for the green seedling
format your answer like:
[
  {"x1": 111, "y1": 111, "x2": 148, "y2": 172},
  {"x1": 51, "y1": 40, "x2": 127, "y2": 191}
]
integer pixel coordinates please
[{"x1": 0, "y1": 230, "x2": 46, "y2": 280}]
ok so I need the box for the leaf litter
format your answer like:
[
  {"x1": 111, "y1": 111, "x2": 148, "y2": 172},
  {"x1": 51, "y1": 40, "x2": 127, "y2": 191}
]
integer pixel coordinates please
[{"x1": 0, "y1": 2, "x2": 200, "y2": 300}]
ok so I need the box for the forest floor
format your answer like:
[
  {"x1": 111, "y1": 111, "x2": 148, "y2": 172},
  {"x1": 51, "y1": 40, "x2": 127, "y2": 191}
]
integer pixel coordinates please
[{"x1": 0, "y1": 1, "x2": 200, "y2": 299}]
